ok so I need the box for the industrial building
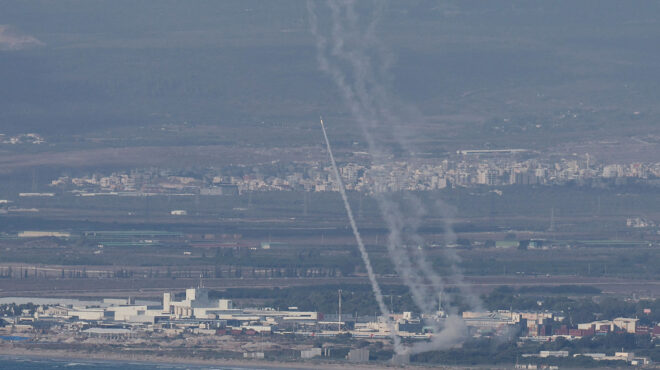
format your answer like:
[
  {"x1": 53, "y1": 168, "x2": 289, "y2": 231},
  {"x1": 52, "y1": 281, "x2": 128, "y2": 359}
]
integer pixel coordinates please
[{"x1": 163, "y1": 287, "x2": 233, "y2": 318}]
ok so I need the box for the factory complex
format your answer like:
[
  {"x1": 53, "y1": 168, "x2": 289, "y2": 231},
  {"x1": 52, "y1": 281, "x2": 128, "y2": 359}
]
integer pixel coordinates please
[
  {"x1": 8, "y1": 288, "x2": 660, "y2": 343},
  {"x1": 9, "y1": 287, "x2": 440, "y2": 341},
  {"x1": 2, "y1": 288, "x2": 659, "y2": 366}
]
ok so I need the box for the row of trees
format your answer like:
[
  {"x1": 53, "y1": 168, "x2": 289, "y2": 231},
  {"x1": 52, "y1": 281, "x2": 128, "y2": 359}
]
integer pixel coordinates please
[{"x1": 0, "y1": 263, "x2": 356, "y2": 280}]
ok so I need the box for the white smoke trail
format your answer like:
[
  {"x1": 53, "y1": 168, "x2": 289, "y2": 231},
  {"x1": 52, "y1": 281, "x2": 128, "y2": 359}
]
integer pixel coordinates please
[
  {"x1": 0, "y1": 25, "x2": 44, "y2": 50},
  {"x1": 319, "y1": 117, "x2": 402, "y2": 351},
  {"x1": 309, "y1": 1, "x2": 482, "y2": 354}
]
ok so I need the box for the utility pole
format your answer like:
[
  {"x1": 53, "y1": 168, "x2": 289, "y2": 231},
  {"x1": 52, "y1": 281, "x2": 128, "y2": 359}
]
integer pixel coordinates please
[
  {"x1": 303, "y1": 192, "x2": 309, "y2": 216},
  {"x1": 31, "y1": 168, "x2": 38, "y2": 192},
  {"x1": 358, "y1": 193, "x2": 363, "y2": 220},
  {"x1": 548, "y1": 207, "x2": 555, "y2": 232},
  {"x1": 586, "y1": 153, "x2": 590, "y2": 171},
  {"x1": 338, "y1": 289, "x2": 342, "y2": 332},
  {"x1": 145, "y1": 195, "x2": 150, "y2": 220}
]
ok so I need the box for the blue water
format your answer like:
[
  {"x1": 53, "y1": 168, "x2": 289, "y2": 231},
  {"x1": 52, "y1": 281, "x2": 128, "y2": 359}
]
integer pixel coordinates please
[
  {"x1": 0, "y1": 336, "x2": 30, "y2": 341},
  {"x1": 0, "y1": 355, "x2": 295, "y2": 370}
]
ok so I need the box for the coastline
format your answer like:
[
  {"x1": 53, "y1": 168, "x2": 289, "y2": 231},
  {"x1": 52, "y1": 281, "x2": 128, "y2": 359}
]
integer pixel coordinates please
[{"x1": 0, "y1": 345, "x2": 448, "y2": 370}]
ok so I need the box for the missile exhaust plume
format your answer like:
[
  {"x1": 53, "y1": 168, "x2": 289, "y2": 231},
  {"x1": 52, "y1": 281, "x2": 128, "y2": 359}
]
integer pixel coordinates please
[
  {"x1": 309, "y1": 1, "x2": 481, "y2": 354},
  {"x1": 319, "y1": 117, "x2": 402, "y2": 351}
]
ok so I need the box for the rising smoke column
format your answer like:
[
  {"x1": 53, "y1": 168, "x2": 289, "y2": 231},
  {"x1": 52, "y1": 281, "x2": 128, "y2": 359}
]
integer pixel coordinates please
[{"x1": 309, "y1": 1, "x2": 481, "y2": 353}]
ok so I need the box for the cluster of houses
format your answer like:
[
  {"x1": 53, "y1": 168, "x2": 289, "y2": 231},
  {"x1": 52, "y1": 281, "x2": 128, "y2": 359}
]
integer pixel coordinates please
[
  {"x1": 462, "y1": 309, "x2": 660, "y2": 339},
  {"x1": 464, "y1": 310, "x2": 657, "y2": 366},
  {"x1": 520, "y1": 350, "x2": 651, "y2": 367}
]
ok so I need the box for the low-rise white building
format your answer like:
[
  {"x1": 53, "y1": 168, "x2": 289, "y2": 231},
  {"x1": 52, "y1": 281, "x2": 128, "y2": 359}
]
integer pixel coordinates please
[
  {"x1": 578, "y1": 318, "x2": 638, "y2": 334},
  {"x1": 68, "y1": 307, "x2": 105, "y2": 321},
  {"x1": 106, "y1": 305, "x2": 165, "y2": 322},
  {"x1": 163, "y1": 288, "x2": 233, "y2": 318}
]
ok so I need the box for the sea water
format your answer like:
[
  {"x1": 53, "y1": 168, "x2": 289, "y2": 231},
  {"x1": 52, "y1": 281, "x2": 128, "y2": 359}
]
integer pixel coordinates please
[{"x1": 0, "y1": 355, "x2": 296, "y2": 370}]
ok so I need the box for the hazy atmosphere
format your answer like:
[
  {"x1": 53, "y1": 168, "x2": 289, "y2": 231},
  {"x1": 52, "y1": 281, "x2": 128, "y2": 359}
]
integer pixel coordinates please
[{"x1": 1, "y1": 1, "x2": 659, "y2": 369}]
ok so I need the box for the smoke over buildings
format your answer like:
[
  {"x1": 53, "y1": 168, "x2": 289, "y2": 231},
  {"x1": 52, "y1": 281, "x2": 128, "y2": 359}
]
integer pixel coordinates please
[{"x1": 309, "y1": 0, "x2": 482, "y2": 353}]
